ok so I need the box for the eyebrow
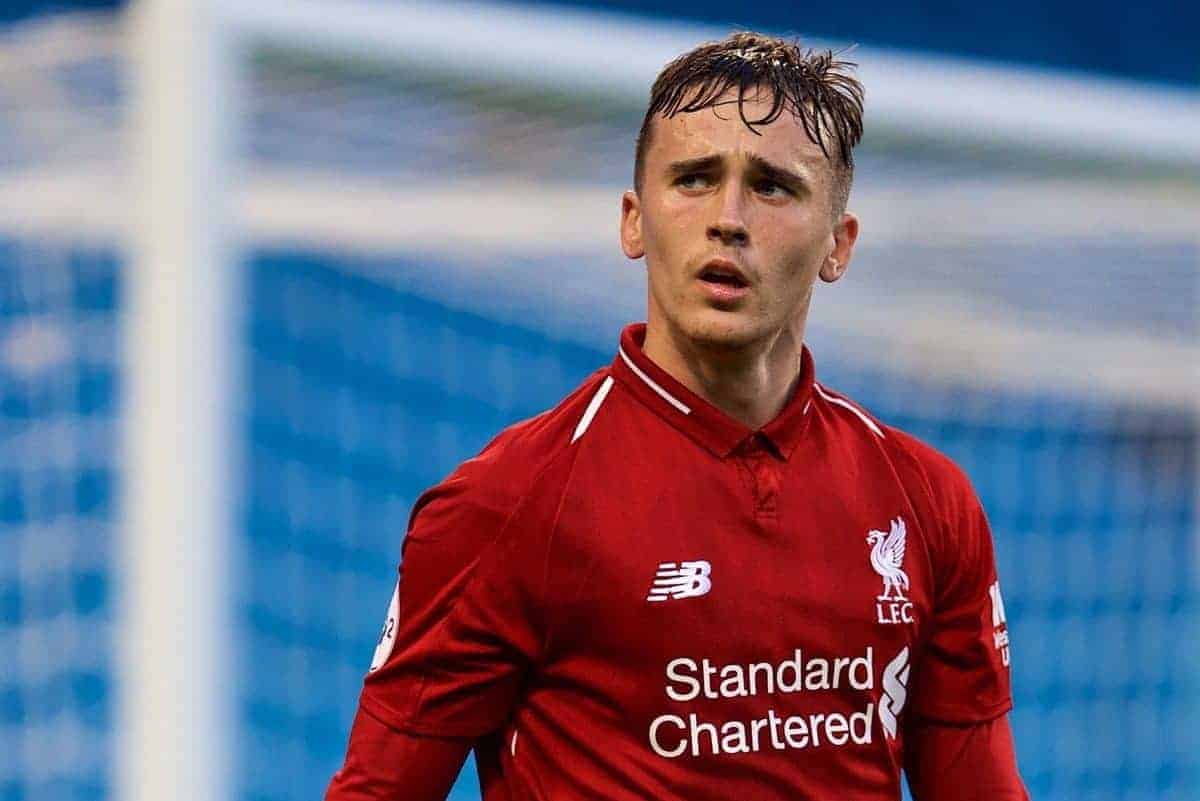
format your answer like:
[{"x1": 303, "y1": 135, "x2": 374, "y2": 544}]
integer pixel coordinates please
[
  {"x1": 665, "y1": 155, "x2": 723, "y2": 177},
  {"x1": 745, "y1": 154, "x2": 811, "y2": 191},
  {"x1": 665, "y1": 153, "x2": 811, "y2": 190}
]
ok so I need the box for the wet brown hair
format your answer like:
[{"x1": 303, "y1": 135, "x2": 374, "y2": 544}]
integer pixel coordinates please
[{"x1": 634, "y1": 31, "x2": 865, "y2": 217}]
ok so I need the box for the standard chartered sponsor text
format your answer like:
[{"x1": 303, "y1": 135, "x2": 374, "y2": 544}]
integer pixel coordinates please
[{"x1": 650, "y1": 647, "x2": 880, "y2": 758}]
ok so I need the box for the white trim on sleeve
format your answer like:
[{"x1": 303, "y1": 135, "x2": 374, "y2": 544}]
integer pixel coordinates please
[{"x1": 571, "y1": 375, "x2": 615, "y2": 443}]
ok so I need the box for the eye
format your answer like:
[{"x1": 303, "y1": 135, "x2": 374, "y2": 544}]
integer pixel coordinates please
[
  {"x1": 675, "y1": 173, "x2": 712, "y2": 189},
  {"x1": 754, "y1": 180, "x2": 791, "y2": 197}
]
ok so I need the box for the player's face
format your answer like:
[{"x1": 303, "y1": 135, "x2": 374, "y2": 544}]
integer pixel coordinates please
[{"x1": 621, "y1": 88, "x2": 858, "y2": 352}]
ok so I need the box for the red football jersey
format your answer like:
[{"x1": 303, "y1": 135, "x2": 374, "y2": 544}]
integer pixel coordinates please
[{"x1": 359, "y1": 323, "x2": 1013, "y2": 800}]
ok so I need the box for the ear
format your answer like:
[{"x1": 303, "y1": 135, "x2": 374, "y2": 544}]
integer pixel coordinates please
[
  {"x1": 819, "y1": 211, "x2": 858, "y2": 283},
  {"x1": 620, "y1": 190, "x2": 645, "y2": 259}
]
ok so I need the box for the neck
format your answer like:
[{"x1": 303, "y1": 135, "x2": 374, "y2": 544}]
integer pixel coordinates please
[{"x1": 642, "y1": 317, "x2": 806, "y2": 431}]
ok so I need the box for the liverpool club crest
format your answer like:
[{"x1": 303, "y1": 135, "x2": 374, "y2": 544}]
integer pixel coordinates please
[{"x1": 867, "y1": 517, "x2": 914, "y2": 624}]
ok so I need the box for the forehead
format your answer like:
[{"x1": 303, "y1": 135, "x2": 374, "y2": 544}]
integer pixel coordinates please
[{"x1": 647, "y1": 88, "x2": 831, "y2": 170}]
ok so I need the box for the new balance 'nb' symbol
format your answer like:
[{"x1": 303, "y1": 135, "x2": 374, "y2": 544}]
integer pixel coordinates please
[{"x1": 647, "y1": 561, "x2": 712, "y2": 602}]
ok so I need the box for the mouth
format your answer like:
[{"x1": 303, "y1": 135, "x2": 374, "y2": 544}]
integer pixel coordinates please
[
  {"x1": 698, "y1": 259, "x2": 749, "y2": 289},
  {"x1": 696, "y1": 258, "x2": 751, "y2": 306}
]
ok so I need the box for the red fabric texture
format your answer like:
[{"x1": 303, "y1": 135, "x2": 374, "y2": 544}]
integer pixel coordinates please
[
  {"x1": 324, "y1": 707, "x2": 470, "y2": 800},
  {"x1": 906, "y1": 714, "x2": 1030, "y2": 800}
]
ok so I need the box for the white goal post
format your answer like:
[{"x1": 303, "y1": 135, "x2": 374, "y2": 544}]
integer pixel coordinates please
[{"x1": 120, "y1": 2, "x2": 240, "y2": 801}]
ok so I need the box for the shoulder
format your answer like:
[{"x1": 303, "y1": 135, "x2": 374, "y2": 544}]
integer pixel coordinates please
[
  {"x1": 877, "y1": 421, "x2": 997, "y2": 592},
  {"x1": 881, "y1": 424, "x2": 979, "y2": 519},
  {"x1": 405, "y1": 367, "x2": 611, "y2": 543},
  {"x1": 379, "y1": 370, "x2": 613, "y2": 670},
  {"x1": 812, "y1": 381, "x2": 981, "y2": 529}
]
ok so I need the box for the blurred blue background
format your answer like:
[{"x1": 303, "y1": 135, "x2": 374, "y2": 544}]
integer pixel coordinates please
[{"x1": 0, "y1": 2, "x2": 1196, "y2": 801}]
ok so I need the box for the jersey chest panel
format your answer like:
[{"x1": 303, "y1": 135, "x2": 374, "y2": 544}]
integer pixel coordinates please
[{"x1": 528, "y1": 439, "x2": 933, "y2": 787}]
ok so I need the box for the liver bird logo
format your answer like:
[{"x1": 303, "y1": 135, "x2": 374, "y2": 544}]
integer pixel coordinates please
[{"x1": 867, "y1": 517, "x2": 910, "y2": 601}]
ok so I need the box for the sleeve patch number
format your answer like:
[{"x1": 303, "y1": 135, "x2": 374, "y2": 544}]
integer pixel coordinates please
[
  {"x1": 988, "y1": 580, "x2": 1011, "y2": 667},
  {"x1": 369, "y1": 582, "x2": 401, "y2": 673}
]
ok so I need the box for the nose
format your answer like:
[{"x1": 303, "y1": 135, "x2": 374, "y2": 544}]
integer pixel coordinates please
[
  {"x1": 707, "y1": 220, "x2": 748, "y2": 247},
  {"x1": 707, "y1": 183, "x2": 749, "y2": 246}
]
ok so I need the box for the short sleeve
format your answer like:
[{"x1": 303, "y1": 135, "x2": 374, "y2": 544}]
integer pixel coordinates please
[
  {"x1": 358, "y1": 469, "x2": 547, "y2": 737},
  {"x1": 910, "y1": 476, "x2": 1013, "y2": 723}
]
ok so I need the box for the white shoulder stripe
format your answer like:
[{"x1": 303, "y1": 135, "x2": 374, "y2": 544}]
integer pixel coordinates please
[
  {"x1": 618, "y1": 347, "x2": 691, "y2": 415},
  {"x1": 815, "y1": 383, "x2": 885, "y2": 438},
  {"x1": 571, "y1": 375, "x2": 615, "y2": 443}
]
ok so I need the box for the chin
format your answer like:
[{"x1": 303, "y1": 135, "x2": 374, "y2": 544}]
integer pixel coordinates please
[{"x1": 678, "y1": 309, "x2": 766, "y2": 351}]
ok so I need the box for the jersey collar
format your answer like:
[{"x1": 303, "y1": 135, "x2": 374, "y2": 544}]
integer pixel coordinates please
[{"x1": 610, "y1": 323, "x2": 815, "y2": 460}]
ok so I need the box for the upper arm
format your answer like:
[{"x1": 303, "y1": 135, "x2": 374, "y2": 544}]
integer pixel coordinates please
[
  {"x1": 904, "y1": 714, "x2": 1029, "y2": 801},
  {"x1": 325, "y1": 706, "x2": 472, "y2": 801},
  {"x1": 908, "y1": 459, "x2": 1013, "y2": 724}
]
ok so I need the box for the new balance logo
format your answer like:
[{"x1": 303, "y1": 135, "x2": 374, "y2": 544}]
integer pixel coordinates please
[
  {"x1": 647, "y1": 561, "x2": 712, "y2": 602},
  {"x1": 879, "y1": 646, "x2": 910, "y2": 739}
]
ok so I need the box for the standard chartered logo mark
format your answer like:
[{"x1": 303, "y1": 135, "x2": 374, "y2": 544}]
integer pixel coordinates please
[
  {"x1": 879, "y1": 646, "x2": 910, "y2": 739},
  {"x1": 647, "y1": 560, "x2": 712, "y2": 602}
]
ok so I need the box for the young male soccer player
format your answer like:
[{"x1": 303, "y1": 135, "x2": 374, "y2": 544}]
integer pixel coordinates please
[{"x1": 326, "y1": 32, "x2": 1028, "y2": 800}]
